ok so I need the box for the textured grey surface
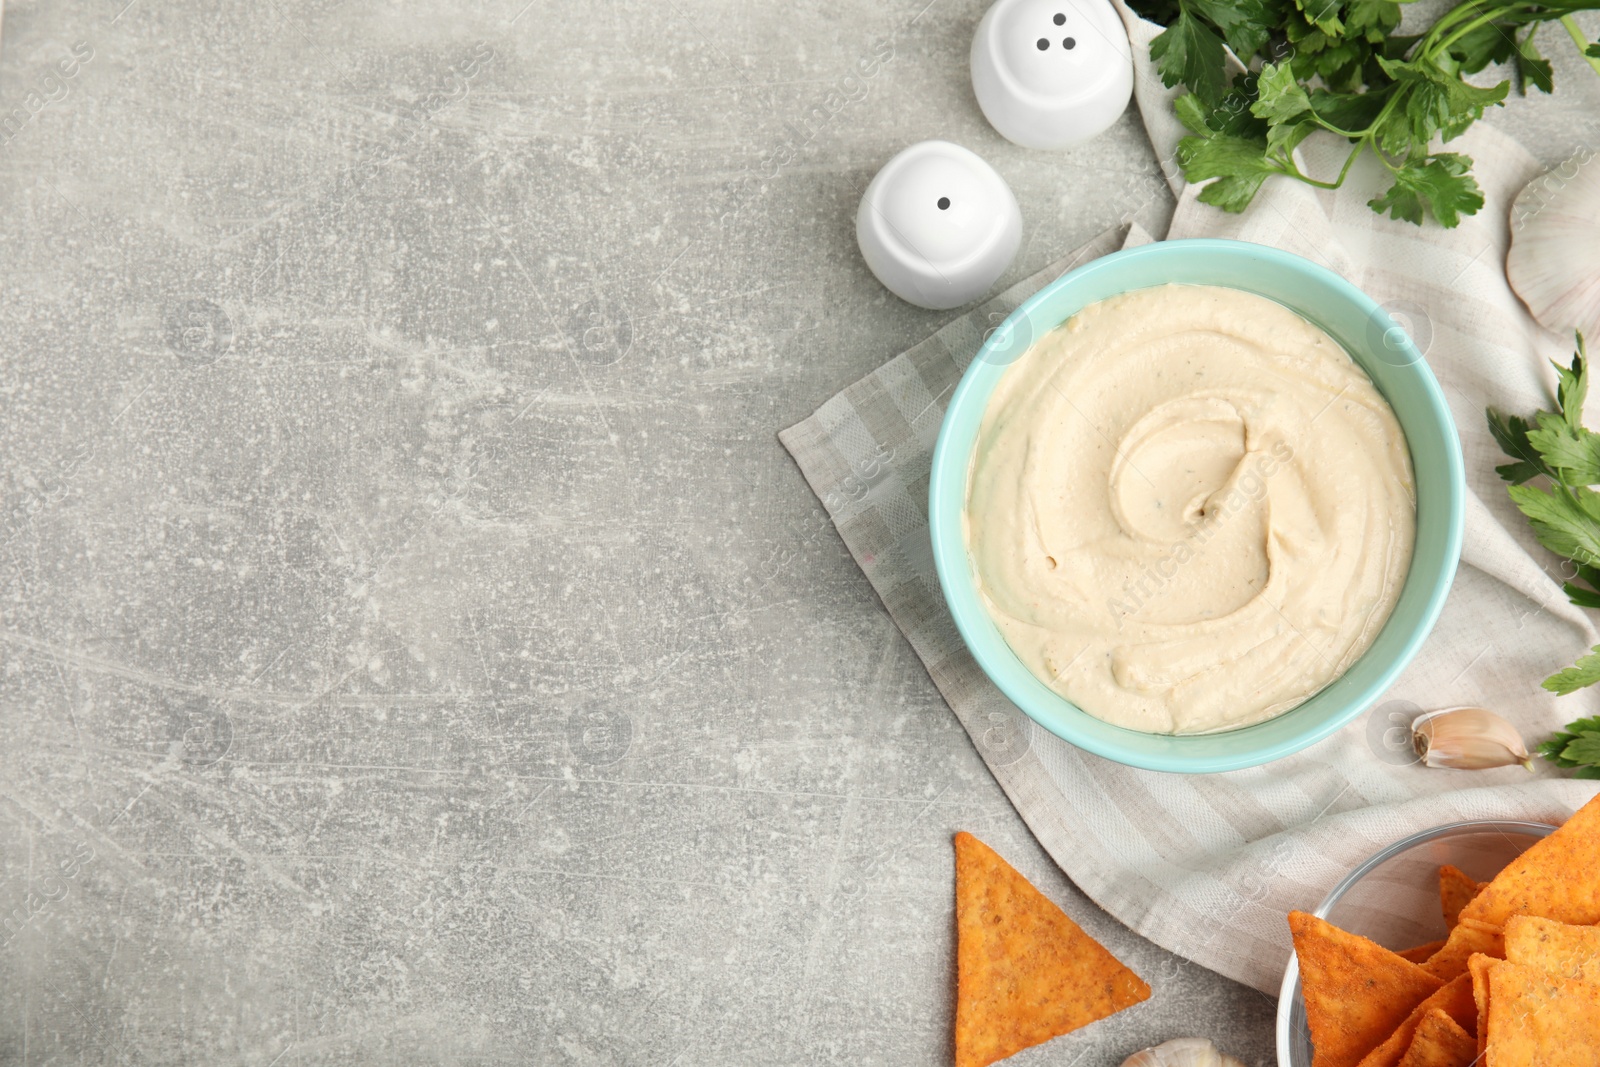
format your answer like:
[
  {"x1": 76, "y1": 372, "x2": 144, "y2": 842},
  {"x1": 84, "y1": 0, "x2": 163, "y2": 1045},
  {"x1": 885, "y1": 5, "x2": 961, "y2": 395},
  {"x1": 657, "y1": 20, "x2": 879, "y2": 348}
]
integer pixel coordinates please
[{"x1": 2, "y1": 1, "x2": 1596, "y2": 1064}]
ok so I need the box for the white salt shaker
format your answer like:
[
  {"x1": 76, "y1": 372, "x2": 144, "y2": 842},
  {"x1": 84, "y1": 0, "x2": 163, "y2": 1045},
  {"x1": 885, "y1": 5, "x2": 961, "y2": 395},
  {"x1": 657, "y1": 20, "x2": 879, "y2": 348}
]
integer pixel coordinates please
[
  {"x1": 855, "y1": 140, "x2": 1023, "y2": 311},
  {"x1": 971, "y1": 0, "x2": 1134, "y2": 150}
]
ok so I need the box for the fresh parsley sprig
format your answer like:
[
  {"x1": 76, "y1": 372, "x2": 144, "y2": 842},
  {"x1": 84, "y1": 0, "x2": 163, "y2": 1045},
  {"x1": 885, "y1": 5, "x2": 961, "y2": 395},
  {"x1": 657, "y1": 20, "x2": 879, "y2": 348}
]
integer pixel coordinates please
[
  {"x1": 1487, "y1": 335, "x2": 1600, "y2": 773},
  {"x1": 1132, "y1": 0, "x2": 1600, "y2": 225},
  {"x1": 1538, "y1": 715, "x2": 1600, "y2": 777},
  {"x1": 1488, "y1": 336, "x2": 1600, "y2": 737}
]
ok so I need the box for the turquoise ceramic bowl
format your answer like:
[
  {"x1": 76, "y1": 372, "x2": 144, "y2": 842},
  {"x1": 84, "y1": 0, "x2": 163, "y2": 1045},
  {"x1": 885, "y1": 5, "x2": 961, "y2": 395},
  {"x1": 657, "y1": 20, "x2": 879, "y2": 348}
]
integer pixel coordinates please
[{"x1": 929, "y1": 238, "x2": 1464, "y2": 773}]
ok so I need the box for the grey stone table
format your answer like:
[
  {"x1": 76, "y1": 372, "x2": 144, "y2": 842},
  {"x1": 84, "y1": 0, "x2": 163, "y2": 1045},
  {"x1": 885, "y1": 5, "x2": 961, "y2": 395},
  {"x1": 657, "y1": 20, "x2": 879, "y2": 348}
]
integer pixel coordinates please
[{"x1": 3, "y1": 1, "x2": 1597, "y2": 1063}]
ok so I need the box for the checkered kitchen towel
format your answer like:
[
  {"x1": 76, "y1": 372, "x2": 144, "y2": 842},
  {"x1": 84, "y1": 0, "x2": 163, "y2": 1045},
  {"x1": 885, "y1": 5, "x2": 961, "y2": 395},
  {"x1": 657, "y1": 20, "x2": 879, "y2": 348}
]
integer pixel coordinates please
[{"x1": 779, "y1": 10, "x2": 1600, "y2": 993}]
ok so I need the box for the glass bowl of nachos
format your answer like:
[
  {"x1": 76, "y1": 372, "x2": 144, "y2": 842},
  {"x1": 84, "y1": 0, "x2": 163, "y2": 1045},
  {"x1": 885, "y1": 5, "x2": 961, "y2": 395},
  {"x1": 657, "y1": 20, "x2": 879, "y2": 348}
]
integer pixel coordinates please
[{"x1": 1275, "y1": 815, "x2": 1577, "y2": 1066}]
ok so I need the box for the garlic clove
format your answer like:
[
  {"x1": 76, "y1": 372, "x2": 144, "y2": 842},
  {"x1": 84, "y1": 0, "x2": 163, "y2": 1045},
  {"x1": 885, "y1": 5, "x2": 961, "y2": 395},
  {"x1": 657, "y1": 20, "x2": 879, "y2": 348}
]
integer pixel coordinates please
[
  {"x1": 1411, "y1": 706, "x2": 1533, "y2": 771},
  {"x1": 1508, "y1": 150, "x2": 1600, "y2": 343},
  {"x1": 1120, "y1": 1037, "x2": 1246, "y2": 1067}
]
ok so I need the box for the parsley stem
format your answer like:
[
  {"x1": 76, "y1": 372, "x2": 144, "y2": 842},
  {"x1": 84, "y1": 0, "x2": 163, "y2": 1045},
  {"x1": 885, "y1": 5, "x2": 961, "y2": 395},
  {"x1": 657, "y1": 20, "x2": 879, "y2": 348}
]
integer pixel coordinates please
[
  {"x1": 1357, "y1": 87, "x2": 1410, "y2": 163},
  {"x1": 1373, "y1": 142, "x2": 1406, "y2": 176},
  {"x1": 1339, "y1": 141, "x2": 1370, "y2": 185},
  {"x1": 1560, "y1": 14, "x2": 1600, "y2": 75},
  {"x1": 1309, "y1": 116, "x2": 1365, "y2": 139},
  {"x1": 1430, "y1": 4, "x2": 1523, "y2": 57},
  {"x1": 1272, "y1": 160, "x2": 1342, "y2": 188},
  {"x1": 1418, "y1": 0, "x2": 1506, "y2": 48},
  {"x1": 1269, "y1": 139, "x2": 1368, "y2": 191}
]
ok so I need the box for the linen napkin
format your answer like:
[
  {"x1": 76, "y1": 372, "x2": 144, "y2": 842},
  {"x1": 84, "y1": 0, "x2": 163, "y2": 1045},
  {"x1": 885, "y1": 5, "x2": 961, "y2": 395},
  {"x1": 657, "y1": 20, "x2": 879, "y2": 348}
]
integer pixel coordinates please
[{"x1": 779, "y1": 11, "x2": 1600, "y2": 992}]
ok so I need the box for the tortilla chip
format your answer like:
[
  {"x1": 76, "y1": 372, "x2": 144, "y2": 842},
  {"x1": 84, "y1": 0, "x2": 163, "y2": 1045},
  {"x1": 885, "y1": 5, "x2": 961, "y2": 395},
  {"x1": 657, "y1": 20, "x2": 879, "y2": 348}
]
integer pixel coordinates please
[
  {"x1": 1397, "y1": 940, "x2": 1446, "y2": 964},
  {"x1": 1459, "y1": 792, "x2": 1600, "y2": 928},
  {"x1": 1437, "y1": 864, "x2": 1481, "y2": 929},
  {"x1": 1504, "y1": 913, "x2": 1600, "y2": 985},
  {"x1": 1468, "y1": 952, "x2": 1495, "y2": 1064},
  {"x1": 1484, "y1": 959, "x2": 1600, "y2": 1066},
  {"x1": 953, "y1": 832, "x2": 1149, "y2": 1067},
  {"x1": 1290, "y1": 910, "x2": 1444, "y2": 1067},
  {"x1": 1394, "y1": 1008, "x2": 1475, "y2": 1067},
  {"x1": 1419, "y1": 917, "x2": 1503, "y2": 982},
  {"x1": 1353, "y1": 974, "x2": 1475, "y2": 1067}
]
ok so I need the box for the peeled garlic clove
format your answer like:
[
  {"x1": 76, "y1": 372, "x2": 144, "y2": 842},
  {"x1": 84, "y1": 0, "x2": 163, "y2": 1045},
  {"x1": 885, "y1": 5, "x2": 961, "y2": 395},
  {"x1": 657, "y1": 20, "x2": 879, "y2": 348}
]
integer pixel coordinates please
[
  {"x1": 1508, "y1": 150, "x2": 1600, "y2": 342},
  {"x1": 1411, "y1": 706, "x2": 1533, "y2": 770},
  {"x1": 1121, "y1": 1037, "x2": 1246, "y2": 1067}
]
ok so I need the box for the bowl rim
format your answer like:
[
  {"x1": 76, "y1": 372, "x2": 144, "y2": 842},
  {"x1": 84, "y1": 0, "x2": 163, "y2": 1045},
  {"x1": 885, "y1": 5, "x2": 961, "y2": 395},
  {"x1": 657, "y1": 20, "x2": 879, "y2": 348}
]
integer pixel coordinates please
[
  {"x1": 1272, "y1": 818, "x2": 1559, "y2": 1067},
  {"x1": 928, "y1": 237, "x2": 1465, "y2": 773}
]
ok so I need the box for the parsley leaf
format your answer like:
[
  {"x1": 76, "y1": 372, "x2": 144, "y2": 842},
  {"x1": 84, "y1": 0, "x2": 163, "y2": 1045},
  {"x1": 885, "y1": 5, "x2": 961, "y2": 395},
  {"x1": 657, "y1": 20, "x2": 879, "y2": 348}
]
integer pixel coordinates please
[
  {"x1": 1544, "y1": 647, "x2": 1600, "y2": 695},
  {"x1": 1151, "y1": 11, "x2": 1230, "y2": 106},
  {"x1": 1176, "y1": 132, "x2": 1279, "y2": 211},
  {"x1": 1539, "y1": 715, "x2": 1600, "y2": 778},
  {"x1": 1342, "y1": 0, "x2": 1402, "y2": 42},
  {"x1": 1563, "y1": 732, "x2": 1600, "y2": 765},
  {"x1": 1252, "y1": 61, "x2": 1314, "y2": 124},
  {"x1": 1539, "y1": 716, "x2": 1596, "y2": 765},
  {"x1": 1526, "y1": 413, "x2": 1600, "y2": 484},
  {"x1": 1486, "y1": 409, "x2": 1554, "y2": 483},
  {"x1": 1209, "y1": 73, "x2": 1272, "y2": 139},
  {"x1": 1268, "y1": 118, "x2": 1319, "y2": 155},
  {"x1": 1290, "y1": 30, "x2": 1370, "y2": 92},
  {"x1": 1368, "y1": 152, "x2": 1485, "y2": 227},
  {"x1": 1557, "y1": 347, "x2": 1588, "y2": 429},
  {"x1": 1173, "y1": 92, "x2": 1213, "y2": 135},
  {"x1": 1506, "y1": 483, "x2": 1600, "y2": 568},
  {"x1": 1293, "y1": 0, "x2": 1343, "y2": 37},
  {"x1": 1309, "y1": 87, "x2": 1390, "y2": 132},
  {"x1": 1250, "y1": 62, "x2": 1319, "y2": 153},
  {"x1": 1377, "y1": 58, "x2": 1510, "y2": 144},
  {"x1": 1444, "y1": 20, "x2": 1521, "y2": 75},
  {"x1": 1188, "y1": 0, "x2": 1281, "y2": 58}
]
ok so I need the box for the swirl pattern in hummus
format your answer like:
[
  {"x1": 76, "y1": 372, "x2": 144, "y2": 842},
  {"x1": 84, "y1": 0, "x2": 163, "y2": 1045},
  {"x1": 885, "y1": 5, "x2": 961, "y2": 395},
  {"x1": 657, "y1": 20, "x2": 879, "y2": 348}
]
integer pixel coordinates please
[{"x1": 965, "y1": 284, "x2": 1415, "y2": 734}]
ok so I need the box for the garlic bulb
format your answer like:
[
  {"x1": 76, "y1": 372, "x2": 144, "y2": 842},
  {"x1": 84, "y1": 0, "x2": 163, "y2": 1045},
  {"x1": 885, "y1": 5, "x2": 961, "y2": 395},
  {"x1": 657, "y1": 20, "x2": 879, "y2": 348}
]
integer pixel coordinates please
[
  {"x1": 1411, "y1": 707, "x2": 1533, "y2": 770},
  {"x1": 1508, "y1": 149, "x2": 1600, "y2": 342},
  {"x1": 1121, "y1": 1037, "x2": 1246, "y2": 1067}
]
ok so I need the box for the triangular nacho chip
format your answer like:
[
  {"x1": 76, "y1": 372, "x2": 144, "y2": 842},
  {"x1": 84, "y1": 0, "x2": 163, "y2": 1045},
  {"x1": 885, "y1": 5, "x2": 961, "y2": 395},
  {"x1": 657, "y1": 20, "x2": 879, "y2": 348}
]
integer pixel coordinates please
[
  {"x1": 1419, "y1": 917, "x2": 1503, "y2": 982},
  {"x1": 1437, "y1": 864, "x2": 1481, "y2": 929},
  {"x1": 953, "y1": 832, "x2": 1149, "y2": 1067},
  {"x1": 1354, "y1": 974, "x2": 1474, "y2": 1067},
  {"x1": 1484, "y1": 959, "x2": 1600, "y2": 1066},
  {"x1": 1394, "y1": 1008, "x2": 1475, "y2": 1067},
  {"x1": 1397, "y1": 939, "x2": 1446, "y2": 964},
  {"x1": 1504, "y1": 914, "x2": 1600, "y2": 985},
  {"x1": 1289, "y1": 910, "x2": 1444, "y2": 1067},
  {"x1": 1468, "y1": 953, "x2": 1495, "y2": 1064},
  {"x1": 1459, "y1": 793, "x2": 1600, "y2": 928}
]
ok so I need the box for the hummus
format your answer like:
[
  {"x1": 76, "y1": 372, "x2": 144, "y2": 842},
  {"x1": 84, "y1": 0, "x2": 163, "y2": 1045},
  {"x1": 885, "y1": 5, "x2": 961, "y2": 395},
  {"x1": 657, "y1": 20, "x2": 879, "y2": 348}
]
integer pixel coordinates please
[{"x1": 965, "y1": 284, "x2": 1415, "y2": 734}]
